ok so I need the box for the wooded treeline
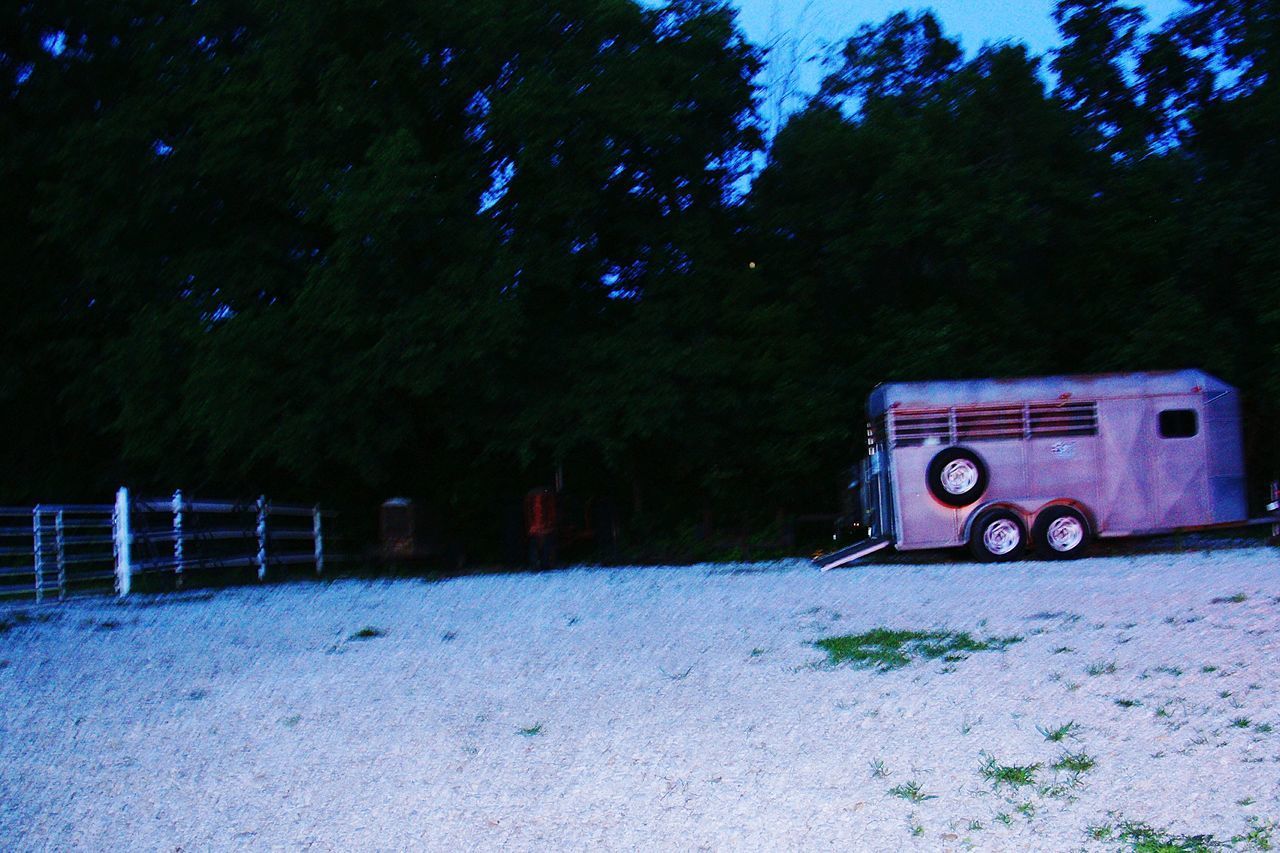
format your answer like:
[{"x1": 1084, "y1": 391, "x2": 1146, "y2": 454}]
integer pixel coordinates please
[{"x1": 3, "y1": 0, "x2": 1278, "y2": 556}]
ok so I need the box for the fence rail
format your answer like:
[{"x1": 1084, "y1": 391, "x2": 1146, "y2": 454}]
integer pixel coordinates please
[{"x1": 0, "y1": 487, "x2": 334, "y2": 601}]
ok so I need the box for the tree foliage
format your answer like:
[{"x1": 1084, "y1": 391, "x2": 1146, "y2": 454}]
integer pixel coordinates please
[{"x1": 2, "y1": 0, "x2": 1278, "y2": 554}]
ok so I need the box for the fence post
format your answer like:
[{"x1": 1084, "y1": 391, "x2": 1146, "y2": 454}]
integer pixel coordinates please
[
  {"x1": 32, "y1": 505, "x2": 43, "y2": 603},
  {"x1": 172, "y1": 489, "x2": 185, "y2": 589},
  {"x1": 313, "y1": 505, "x2": 324, "y2": 575},
  {"x1": 55, "y1": 509, "x2": 66, "y2": 600},
  {"x1": 1272, "y1": 480, "x2": 1279, "y2": 544},
  {"x1": 114, "y1": 487, "x2": 132, "y2": 597},
  {"x1": 256, "y1": 496, "x2": 267, "y2": 581}
]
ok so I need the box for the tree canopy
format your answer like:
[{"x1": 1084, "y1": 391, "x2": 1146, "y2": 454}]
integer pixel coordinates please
[{"x1": 3, "y1": 0, "x2": 1278, "y2": 555}]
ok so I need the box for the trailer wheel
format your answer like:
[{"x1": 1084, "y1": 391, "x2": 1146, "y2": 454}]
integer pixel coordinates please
[
  {"x1": 927, "y1": 447, "x2": 988, "y2": 507},
  {"x1": 1032, "y1": 506, "x2": 1090, "y2": 559},
  {"x1": 968, "y1": 509, "x2": 1026, "y2": 562}
]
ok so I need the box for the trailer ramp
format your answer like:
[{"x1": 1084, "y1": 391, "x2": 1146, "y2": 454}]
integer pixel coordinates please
[{"x1": 813, "y1": 538, "x2": 891, "y2": 571}]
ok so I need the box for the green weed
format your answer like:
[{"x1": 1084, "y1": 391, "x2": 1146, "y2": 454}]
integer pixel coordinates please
[
  {"x1": 979, "y1": 753, "x2": 1040, "y2": 789},
  {"x1": 1038, "y1": 721, "x2": 1080, "y2": 742},
  {"x1": 887, "y1": 781, "x2": 936, "y2": 803},
  {"x1": 1053, "y1": 751, "x2": 1096, "y2": 774}
]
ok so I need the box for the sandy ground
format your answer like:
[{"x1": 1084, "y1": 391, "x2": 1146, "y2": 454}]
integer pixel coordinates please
[{"x1": 2, "y1": 546, "x2": 1279, "y2": 851}]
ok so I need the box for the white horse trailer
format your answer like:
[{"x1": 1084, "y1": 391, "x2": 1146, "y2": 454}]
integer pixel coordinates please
[{"x1": 816, "y1": 370, "x2": 1278, "y2": 569}]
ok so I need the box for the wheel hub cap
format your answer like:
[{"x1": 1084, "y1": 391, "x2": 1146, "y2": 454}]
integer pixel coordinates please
[
  {"x1": 983, "y1": 519, "x2": 1021, "y2": 555},
  {"x1": 1046, "y1": 516, "x2": 1084, "y2": 552},
  {"x1": 941, "y1": 459, "x2": 979, "y2": 495}
]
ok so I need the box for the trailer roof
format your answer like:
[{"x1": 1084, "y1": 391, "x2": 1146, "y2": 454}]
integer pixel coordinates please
[{"x1": 869, "y1": 369, "x2": 1235, "y2": 415}]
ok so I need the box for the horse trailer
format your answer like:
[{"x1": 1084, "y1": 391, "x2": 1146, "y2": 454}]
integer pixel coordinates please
[{"x1": 816, "y1": 370, "x2": 1279, "y2": 569}]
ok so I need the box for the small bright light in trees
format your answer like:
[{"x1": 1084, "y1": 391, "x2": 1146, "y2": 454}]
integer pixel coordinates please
[{"x1": 748, "y1": 261, "x2": 756, "y2": 269}]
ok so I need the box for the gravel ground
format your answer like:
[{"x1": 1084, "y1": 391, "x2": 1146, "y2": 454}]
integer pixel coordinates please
[{"x1": 2, "y1": 546, "x2": 1279, "y2": 851}]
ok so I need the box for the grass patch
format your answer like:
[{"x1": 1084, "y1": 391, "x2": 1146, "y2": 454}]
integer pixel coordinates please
[
  {"x1": 1053, "y1": 646, "x2": 1075, "y2": 654},
  {"x1": 1116, "y1": 698, "x2": 1143, "y2": 709},
  {"x1": 1202, "y1": 665, "x2": 1218, "y2": 673},
  {"x1": 348, "y1": 626, "x2": 385, "y2": 641},
  {"x1": 979, "y1": 753, "x2": 1040, "y2": 789},
  {"x1": 1113, "y1": 819, "x2": 1219, "y2": 852},
  {"x1": 888, "y1": 781, "x2": 936, "y2": 802},
  {"x1": 1027, "y1": 611, "x2": 1079, "y2": 621},
  {"x1": 1210, "y1": 593, "x2": 1248, "y2": 604},
  {"x1": 1231, "y1": 717, "x2": 1252, "y2": 729},
  {"x1": 1232, "y1": 817, "x2": 1276, "y2": 849},
  {"x1": 1088, "y1": 823, "x2": 1115, "y2": 841},
  {"x1": 810, "y1": 628, "x2": 1021, "y2": 672},
  {"x1": 517, "y1": 723, "x2": 543, "y2": 737},
  {"x1": 1086, "y1": 660, "x2": 1117, "y2": 676},
  {"x1": 1038, "y1": 721, "x2": 1080, "y2": 742},
  {"x1": 0, "y1": 610, "x2": 57, "y2": 633},
  {"x1": 869, "y1": 759, "x2": 889, "y2": 778},
  {"x1": 1053, "y1": 751, "x2": 1096, "y2": 774}
]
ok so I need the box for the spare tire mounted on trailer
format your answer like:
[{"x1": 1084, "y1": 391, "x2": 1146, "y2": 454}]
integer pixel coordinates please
[{"x1": 926, "y1": 447, "x2": 988, "y2": 507}]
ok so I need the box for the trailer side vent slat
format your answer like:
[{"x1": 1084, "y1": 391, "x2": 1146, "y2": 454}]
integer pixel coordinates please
[
  {"x1": 1028, "y1": 402, "x2": 1098, "y2": 437},
  {"x1": 955, "y1": 405, "x2": 1024, "y2": 441},
  {"x1": 890, "y1": 409, "x2": 951, "y2": 447}
]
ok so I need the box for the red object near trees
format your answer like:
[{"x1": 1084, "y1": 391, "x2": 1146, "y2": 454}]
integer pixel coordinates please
[{"x1": 524, "y1": 488, "x2": 557, "y2": 537}]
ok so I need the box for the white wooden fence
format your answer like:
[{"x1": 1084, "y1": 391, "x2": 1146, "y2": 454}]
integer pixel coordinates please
[{"x1": 0, "y1": 487, "x2": 332, "y2": 600}]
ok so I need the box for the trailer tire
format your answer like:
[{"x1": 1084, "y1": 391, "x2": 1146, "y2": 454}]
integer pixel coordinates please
[
  {"x1": 927, "y1": 447, "x2": 988, "y2": 507},
  {"x1": 969, "y1": 509, "x2": 1026, "y2": 562},
  {"x1": 1032, "y1": 506, "x2": 1090, "y2": 560}
]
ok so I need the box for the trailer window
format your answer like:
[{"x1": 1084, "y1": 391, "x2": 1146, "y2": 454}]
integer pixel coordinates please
[{"x1": 1158, "y1": 409, "x2": 1198, "y2": 438}]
